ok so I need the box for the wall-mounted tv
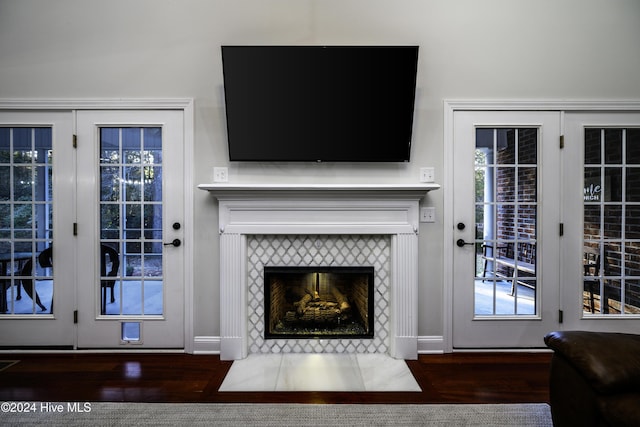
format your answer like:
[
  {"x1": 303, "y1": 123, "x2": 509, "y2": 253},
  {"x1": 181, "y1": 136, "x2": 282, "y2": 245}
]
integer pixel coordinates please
[{"x1": 221, "y1": 46, "x2": 419, "y2": 162}]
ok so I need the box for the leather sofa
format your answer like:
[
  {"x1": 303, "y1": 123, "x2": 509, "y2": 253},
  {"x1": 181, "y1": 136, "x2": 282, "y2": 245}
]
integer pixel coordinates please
[{"x1": 544, "y1": 331, "x2": 640, "y2": 427}]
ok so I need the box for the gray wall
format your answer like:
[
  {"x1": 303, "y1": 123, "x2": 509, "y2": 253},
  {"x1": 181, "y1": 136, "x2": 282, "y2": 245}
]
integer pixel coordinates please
[{"x1": 2, "y1": 0, "x2": 640, "y2": 343}]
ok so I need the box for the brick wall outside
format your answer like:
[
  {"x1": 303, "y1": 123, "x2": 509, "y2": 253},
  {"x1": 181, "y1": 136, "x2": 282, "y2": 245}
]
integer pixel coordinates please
[
  {"x1": 495, "y1": 129, "x2": 537, "y2": 275},
  {"x1": 583, "y1": 128, "x2": 640, "y2": 313}
]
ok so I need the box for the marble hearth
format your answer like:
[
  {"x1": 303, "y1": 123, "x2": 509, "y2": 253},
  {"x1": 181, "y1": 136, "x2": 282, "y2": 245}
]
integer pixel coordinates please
[{"x1": 198, "y1": 184, "x2": 439, "y2": 360}]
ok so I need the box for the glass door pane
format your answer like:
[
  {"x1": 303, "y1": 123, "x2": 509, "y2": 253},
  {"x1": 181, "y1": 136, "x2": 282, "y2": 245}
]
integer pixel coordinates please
[
  {"x1": 0, "y1": 127, "x2": 53, "y2": 315},
  {"x1": 583, "y1": 127, "x2": 640, "y2": 315},
  {"x1": 99, "y1": 127, "x2": 163, "y2": 317},
  {"x1": 474, "y1": 128, "x2": 537, "y2": 316}
]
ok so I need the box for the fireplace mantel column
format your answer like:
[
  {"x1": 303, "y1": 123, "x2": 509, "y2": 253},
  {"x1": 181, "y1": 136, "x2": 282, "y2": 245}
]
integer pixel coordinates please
[
  {"x1": 391, "y1": 233, "x2": 419, "y2": 359},
  {"x1": 219, "y1": 233, "x2": 247, "y2": 360}
]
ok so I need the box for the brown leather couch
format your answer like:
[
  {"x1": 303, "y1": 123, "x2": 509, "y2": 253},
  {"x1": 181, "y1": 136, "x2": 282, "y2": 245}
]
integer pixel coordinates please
[{"x1": 544, "y1": 331, "x2": 640, "y2": 427}]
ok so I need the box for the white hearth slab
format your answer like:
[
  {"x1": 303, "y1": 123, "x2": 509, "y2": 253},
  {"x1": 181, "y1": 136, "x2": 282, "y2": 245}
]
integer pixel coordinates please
[
  {"x1": 277, "y1": 354, "x2": 365, "y2": 391},
  {"x1": 356, "y1": 353, "x2": 421, "y2": 391},
  {"x1": 218, "y1": 354, "x2": 421, "y2": 392}
]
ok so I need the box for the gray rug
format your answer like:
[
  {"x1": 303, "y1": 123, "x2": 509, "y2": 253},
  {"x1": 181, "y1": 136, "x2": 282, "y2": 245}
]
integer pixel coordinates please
[{"x1": 0, "y1": 402, "x2": 552, "y2": 426}]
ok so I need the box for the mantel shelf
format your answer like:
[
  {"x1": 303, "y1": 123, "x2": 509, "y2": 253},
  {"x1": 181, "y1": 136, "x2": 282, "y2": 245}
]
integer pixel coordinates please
[{"x1": 197, "y1": 183, "x2": 440, "y2": 197}]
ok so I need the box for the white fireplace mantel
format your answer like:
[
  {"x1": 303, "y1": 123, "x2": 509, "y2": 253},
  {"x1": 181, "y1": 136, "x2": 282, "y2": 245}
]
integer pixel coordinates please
[
  {"x1": 197, "y1": 183, "x2": 440, "y2": 193},
  {"x1": 199, "y1": 183, "x2": 439, "y2": 360}
]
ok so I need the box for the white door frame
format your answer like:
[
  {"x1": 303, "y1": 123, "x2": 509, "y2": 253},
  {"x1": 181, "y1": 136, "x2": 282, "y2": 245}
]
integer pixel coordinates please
[
  {"x1": 444, "y1": 100, "x2": 640, "y2": 352},
  {"x1": 0, "y1": 99, "x2": 195, "y2": 353}
]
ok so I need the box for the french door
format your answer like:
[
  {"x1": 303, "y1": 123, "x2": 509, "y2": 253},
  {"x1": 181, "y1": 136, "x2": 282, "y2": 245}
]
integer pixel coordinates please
[
  {"x1": 562, "y1": 112, "x2": 640, "y2": 332},
  {"x1": 0, "y1": 112, "x2": 75, "y2": 346},
  {"x1": 76, "y1": 110, "x2": 185, "y2": 348},
  {"x1": 452, "y1": 111, "x2": 561, "y2": 348},
  {"x1": 1, "y1": 109, "x2": 186, "y2": 349}
]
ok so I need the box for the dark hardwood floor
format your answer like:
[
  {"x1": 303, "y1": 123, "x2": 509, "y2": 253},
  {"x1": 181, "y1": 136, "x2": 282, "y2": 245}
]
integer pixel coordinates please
[{"x1": 0, "y1": 352, "x2": 551, "y2": 404}]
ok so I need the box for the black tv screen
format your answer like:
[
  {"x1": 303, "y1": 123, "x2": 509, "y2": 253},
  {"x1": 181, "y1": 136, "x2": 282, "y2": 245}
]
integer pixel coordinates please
[{"x1": 221, "y1": 46, "x2": 419, "y2": 162}]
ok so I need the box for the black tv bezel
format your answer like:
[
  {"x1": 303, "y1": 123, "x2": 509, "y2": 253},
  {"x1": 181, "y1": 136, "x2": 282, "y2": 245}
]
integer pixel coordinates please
[{"x1": 221, "y1": 45, "x2": 419, "y2": 163}]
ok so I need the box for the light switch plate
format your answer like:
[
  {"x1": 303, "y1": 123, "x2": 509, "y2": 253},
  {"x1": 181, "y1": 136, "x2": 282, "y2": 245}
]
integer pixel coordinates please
[
  {"x1": 420, "y1": 167, "x2": 435, "y2": 183},
  {"x1": 420, "y1": 207, "x2": 436, "y2": 223}
]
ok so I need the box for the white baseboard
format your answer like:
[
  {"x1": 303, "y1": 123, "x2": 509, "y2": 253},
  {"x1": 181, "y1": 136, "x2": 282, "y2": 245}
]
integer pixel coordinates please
[
  {"x1": 192, "y1": 336, "x2": 220, "y2": 354},
  {"x1": 418, "y1": 335, "x2": 445, "y2": 354},
  {"x1": 192, "y1": 335, "x2": 446, "y2": 356}
]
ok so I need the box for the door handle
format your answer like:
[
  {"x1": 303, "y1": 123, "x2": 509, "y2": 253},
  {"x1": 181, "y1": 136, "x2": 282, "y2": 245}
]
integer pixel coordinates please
[
  {"x1": 456, "y1": 239, "x2": 474, "y2": 248},
  {"x1": 164, "y1": 239, "x2": 182, "y2": 247}
]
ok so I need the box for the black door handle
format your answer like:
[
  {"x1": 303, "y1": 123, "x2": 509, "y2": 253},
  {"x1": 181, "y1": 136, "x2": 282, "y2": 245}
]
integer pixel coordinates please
[
  {"x1": 164, "y1": 239, "x2": 182, "y2": 247},
  {"x1": 456, "y1": 239, "x2": 474, "y2": 248}
]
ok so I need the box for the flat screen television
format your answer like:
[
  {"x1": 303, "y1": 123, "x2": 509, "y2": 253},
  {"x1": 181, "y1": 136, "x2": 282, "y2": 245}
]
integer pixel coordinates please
[{"x1": 221, "y1": 46, "x2": 419, "y2": 162}]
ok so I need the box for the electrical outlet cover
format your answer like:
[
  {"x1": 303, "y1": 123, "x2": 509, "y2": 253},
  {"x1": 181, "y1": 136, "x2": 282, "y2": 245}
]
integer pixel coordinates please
[{"x1": 213, "y1": 167, "x2": 228, "y2": 182}]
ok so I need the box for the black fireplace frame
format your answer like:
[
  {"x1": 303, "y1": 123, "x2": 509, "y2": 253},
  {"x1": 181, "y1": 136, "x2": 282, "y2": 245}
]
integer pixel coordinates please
[{"x1": 263, "y1": 266, "x2": 375, "y2": 340}]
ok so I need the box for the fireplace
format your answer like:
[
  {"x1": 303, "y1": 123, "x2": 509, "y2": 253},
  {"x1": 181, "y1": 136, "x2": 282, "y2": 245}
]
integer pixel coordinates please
[
  {"x1": 264, "y1": 266, "x2": 375, "y2": 339},
  {"x1": 247, "y1": 234, "x2": 389, "y2": 355},
  {"x1": 198, "y1": 183, "x2": 440, "y2": 360}
]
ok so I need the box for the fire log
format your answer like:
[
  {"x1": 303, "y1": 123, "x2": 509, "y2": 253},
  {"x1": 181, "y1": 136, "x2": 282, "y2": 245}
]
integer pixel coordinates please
[
  {"x1": 294, "y1": 293, "x2": 312, "y2": 315},
  {"x1": 297, "y1": 307, "x2": 342, "y2": 323},
  {"x1": 330, "y1": 286, "x2": 351, "y2": 312}
]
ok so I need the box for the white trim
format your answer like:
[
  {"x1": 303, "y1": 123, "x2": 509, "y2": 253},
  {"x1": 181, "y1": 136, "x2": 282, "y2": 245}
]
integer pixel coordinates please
[
  {"x1": 417, "y1": 336, "x2": 445, "y2": 354},
  {"x1": 182, "y1": 100, "x2": 196, "y2": 354},
  {"x1": 443, "y1": 102, "x2": 456, "y2": 353},
  {"x1": 443, "y1": 99, "x2": 640, "y2": 353},
  {"x1": 0, "y1": 99, "x2": 196, "y2": 353},
  {"x1": 0, "y1": 349, "x2": 186, "y2": 354},
  {"x1": 198, "y1": 183, "x2": 440, "y2": 192},
  {"x1": 192, "y1": 336, "x2": 221, "y2": 355},
  {"x1": 444, "y1": 99, "x2": 640, "y2": 112},
  {"x1": 187, "y1": 336, "x2": 451, "y2": 356},
  {"x1": 0, "y1": 98, "x2": 194, "y2": 110}
]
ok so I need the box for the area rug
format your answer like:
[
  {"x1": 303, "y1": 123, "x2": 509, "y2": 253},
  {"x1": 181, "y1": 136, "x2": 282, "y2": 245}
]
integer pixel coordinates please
[{"x1": 0, "y1": 402, "x2": 552, "y2": 426}]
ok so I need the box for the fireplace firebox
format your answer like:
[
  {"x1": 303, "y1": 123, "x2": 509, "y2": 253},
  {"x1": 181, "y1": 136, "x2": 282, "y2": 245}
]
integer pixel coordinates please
[{"x1": 264, "y1": 266, "x2": 374, "y2": 339}]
